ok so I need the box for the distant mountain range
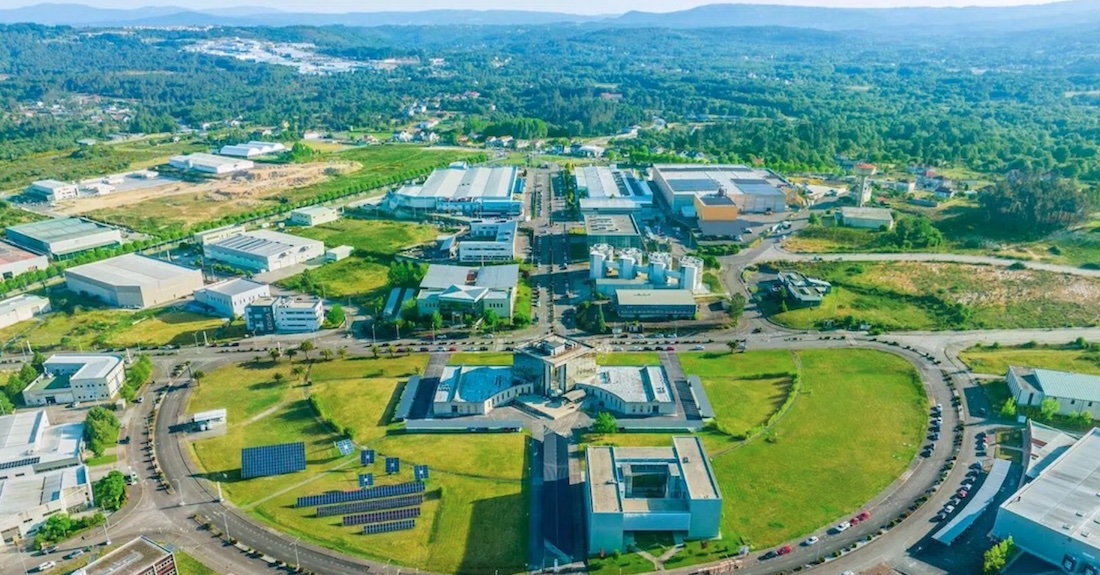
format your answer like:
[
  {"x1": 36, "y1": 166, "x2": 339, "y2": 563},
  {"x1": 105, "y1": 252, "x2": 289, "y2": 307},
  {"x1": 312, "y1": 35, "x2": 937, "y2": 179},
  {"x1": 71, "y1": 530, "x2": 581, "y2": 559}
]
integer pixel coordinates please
[{"x1": 2, "y1": 0, "x2": 1100, "y2": 33}]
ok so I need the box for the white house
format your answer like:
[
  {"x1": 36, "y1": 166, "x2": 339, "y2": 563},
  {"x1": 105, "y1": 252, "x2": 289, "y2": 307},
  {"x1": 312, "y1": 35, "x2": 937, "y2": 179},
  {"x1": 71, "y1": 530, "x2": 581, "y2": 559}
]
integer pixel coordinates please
[
  {"x1": 1007, "y1": 366, "x2": 1100, "y2": 416},
  {"x1": 22, "y1": 355, "x2": 126, "y2": 406},
  {"x1": 193, "y1": 278, "x2": 271, "y2": 318},
  {"x1": 289, "y1": 206, "x2": 340, "y2": 227}
]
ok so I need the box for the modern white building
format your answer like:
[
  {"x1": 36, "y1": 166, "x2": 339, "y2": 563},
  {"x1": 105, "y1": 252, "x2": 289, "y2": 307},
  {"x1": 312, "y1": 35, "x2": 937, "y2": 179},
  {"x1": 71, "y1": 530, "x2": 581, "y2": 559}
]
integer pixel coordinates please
[
  {"x1": 193, "y1": 224, "x2": 246, "y2": 246},
  {"x1": 415, "y1": 264, "x2": 518, "y2": 320},
  {"x1": 576, "y1": 167, "x2": 655, "y2": 220},
  {"x1": 168, "y1": 153, "x2": 254, "y2": 175},
  {"x1": 390, "y1": 165, "x2": 523, "y2": 217},
  {"x1": 289, "y1": 206, "x2": 340, "y2": 227},
  {"x1": 0, "y1": 295, "x2": 50, "y2": 330},
  {"x1": 245, "y1": 296, "x2": 324, "y2": 334},
  {"x1": 325, "y1": 245, "x2": 354, "y2": 262},
  {"x1": 5, "y1": 218, "x2": 121, "y2": 259},
  {"x1": 576, "y1": 366, "x2": 677, "y2": 416},
  {"x1": 992, "y1": 428, "x2": 1100, "y2": 573},
  {"x1": 22, "y1": 354, "x2": 126, "y2": 406},
  {"x1": 218, "y1": 141, "x2": 287, "y2": 158},
  {"x1": 193, "y1": 278, "x2": 270, "y2": 318},
  {"x1": 204, "y1": 230, "x2": 325, "y2": 272},
  {"x1": 26, "y1": 180, "x2": 79, "y2": 202},
  {"x1": 836, "y1": 206, "x2": 895, "y2": 230},
  {"x1": 0, "y1": 241, "x2": 49, "y2": 280},
  {"x1": 0, "y1": 410, "x2": 92, "y2": 543},
  {"x1": 1007, "y1": 366, "x2": 1100, "y2": 417},
  {"x1": 433, "y1": 366, "x2": 533, "y2": 417},
  {"x1": 458, "y1": 219, "x2": 518, "y2": 263},
  {"x1": 651, "y1": 164, "x2": 788, "y2": 217},
  {"x1": 585, "y1": 437, "x2": 722, "y2": 555},
  {"x1": 65, "y1": 254, "x2": 203, "y2": 309}
]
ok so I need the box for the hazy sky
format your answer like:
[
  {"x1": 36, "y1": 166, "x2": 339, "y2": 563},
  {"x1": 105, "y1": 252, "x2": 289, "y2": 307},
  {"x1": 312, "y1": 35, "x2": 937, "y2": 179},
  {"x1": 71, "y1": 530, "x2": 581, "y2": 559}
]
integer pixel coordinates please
[{"x1": 0, "y1": 0, "x2": 1062, "y2": 14}]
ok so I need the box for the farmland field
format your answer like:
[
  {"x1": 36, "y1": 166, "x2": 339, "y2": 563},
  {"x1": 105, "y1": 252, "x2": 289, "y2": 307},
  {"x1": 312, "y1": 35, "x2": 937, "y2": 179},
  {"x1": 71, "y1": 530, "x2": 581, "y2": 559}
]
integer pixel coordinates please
[{"x1": 959, "y1": 343, "x2": 1100, "y2": 376}]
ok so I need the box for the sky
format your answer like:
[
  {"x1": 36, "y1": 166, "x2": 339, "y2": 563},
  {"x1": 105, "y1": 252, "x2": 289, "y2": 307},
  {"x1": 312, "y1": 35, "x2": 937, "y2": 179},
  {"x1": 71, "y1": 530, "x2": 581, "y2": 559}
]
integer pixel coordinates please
[{"x1": 0, "y1": 0, "x2": 1064, "y2": 14}]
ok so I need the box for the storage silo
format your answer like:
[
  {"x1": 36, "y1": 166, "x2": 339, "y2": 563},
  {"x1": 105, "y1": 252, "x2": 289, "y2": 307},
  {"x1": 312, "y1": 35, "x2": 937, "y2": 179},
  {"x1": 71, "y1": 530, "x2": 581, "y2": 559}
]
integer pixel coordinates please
[
  {"x1": 649, "y1": 252, "x2": 673, "y2": 286},
  {"x1": 679, "y1": 255, "x2": 704, "y2": 292},
  {"x1": 619, "y1": 247, "x2": 643, "y2": 280},
  {"x1": 589, "y1": 244, "x2": 614, "y2": 280}
]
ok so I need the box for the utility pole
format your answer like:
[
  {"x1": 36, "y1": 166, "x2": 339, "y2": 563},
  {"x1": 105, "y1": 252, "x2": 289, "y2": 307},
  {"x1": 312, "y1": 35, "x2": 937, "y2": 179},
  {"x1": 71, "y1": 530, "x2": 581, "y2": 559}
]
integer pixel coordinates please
[
  {"x1": 174, "y1": 479, "x2": 185, "y2": 507},
  {"x1": 293, "y1": 537, "x2": 300, "y2": 570},
  {"x1": 221, "y1": 512, "x2": 230, "y2": 541}
]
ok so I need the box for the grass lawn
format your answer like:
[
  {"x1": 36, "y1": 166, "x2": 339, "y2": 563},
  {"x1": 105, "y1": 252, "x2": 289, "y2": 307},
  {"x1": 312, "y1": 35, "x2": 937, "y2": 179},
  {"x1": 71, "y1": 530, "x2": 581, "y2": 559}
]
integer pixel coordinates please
[
  {"x1": 783, "y1": 223, "x2": 895, "y2": 254},
  {"x1": 448, "y1": 353, "x2": 512, "y2": 366},
  {"x1": 587, "y1": 348, "x2": 926, "y2": 568},
  {"x1": 86, "y1": 453, "x2": 118, "y2": 467},
  {"x1": 771, "y1": 261, "x2": 1100, "y2": 331},
  {"x1": 174, "y1": 551, "x2": 219, "y2": 575},
  {"x1": 959, "y1": 344, "x2": 1100, "y2": 375},
  {"x1": 292, "y1": 219, "x2": 439, "y2": 258},
  {"x1": 0, "y1": 308, "x2": 246, "y2": 353},
  {"x1": 187, "y1": 355, "x2": 527, "y2": 574},
  {"x1": 278, "y1": 257, "x2": 390, "y2": 303},
  {"x1": 0, "y1": 138, "x2": 204, "y2": 191},
  {"x1": 596, "y1": 353, "x2": 661, "y2": 366}
]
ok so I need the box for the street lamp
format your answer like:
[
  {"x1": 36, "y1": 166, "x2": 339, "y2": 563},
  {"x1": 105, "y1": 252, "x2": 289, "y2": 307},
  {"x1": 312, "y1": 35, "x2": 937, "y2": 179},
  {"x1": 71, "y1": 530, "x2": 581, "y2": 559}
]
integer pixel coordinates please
[
  {"x1": 293, "y1": 537, "x2": 300, "y2": 570},
  {"x1": 173, "y1": 479, "x2": 185, "y2": 507},
  {"x1": 218, "y1": 511, "x2": 231, "y2": 541}
]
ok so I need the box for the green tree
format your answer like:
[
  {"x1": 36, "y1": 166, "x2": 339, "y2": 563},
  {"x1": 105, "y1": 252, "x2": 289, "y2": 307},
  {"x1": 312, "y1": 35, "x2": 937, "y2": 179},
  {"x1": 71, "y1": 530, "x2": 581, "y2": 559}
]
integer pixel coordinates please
[
  {"x1": 320, "y1": 348, "x2": 334, "y2": 362},
  {"x1": 337, "y1": 347, "x2": 348, "y2": 360},
  {"x1": 979, "y1": 173, "x2": 1097, "y2": 234},
  {"x1": 999, "y1": 398, "x2": 1017, "y2": 418},
  {"x1": 269, "y1": 348, "x2": 282, "y2": 363},
  {"x1": 728, "y1": 293, "x2": 747, "y2": 323},
  {"x1": 807, "y1": 212, "x2": 821, "y2": 226},
  {"x1": 273, "y1": 372, "x2": 287, "y2": 385},
  {"x1": 299, "y1": 340, "x2": 315, "y2": 362},
  {"x1": 93, "y1": 471, "x2": 127, "y2": 511},
  {"x1": 191, "y1": 370, "x2": 205, "y2": 383},
  {"x1": 325, "y1": 304, "x2": 346, "y2": 327},
  {"x1": 593, "y1": 412, "x2": 619, "y2": 434},
  {"x1": 0, "y1": 393, "x2": 12, "y2": 414},
  {"x1": 891, "y1": 215, "x2": 944, "y2": 249},
  {"x1": 431, "y1": 311, "x2": 443, "y2": 331},
  {"x1": 83, "y1": 407, "x2": 120, "y2": 458},
  {"x1": 1040, "y1": 397, "x2": 1060, "y2": 421},
  {"x1": 983, "y1": 537, "x2": 1015, "y2": 574},
  {"x1": 371, "y1": 345, "x2": 380, "y2": 359}
]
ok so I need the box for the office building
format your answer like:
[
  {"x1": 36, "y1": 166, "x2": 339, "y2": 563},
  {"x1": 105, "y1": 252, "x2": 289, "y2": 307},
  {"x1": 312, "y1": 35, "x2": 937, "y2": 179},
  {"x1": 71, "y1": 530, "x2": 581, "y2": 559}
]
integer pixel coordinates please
[
  {"x1": 836, "y1": 207, "x2": 895, "y2": 230},
  {"x1": 65, "y1": 254, "x2": 203, "y2": 309},
  {"x1": 458, "y1": 219, "x2": 518, "y2": 264},
  {"x1": 193, "y1": 278, "x2": 270, "y2": 318},
  {"x1": 0, "y1": 410, "x2": 91, "y2": 543},
  {"x1": 615, "y1": 289, "x2": 697, "y2": 320},
  {"x1": 6, "y1": 218, "x2": 122, "y2": 259},
  {"x1": 289, "y1": 206, "x2": 340, "y2": 227},
  {"x1": 245, "y1": 296, "x2": 324, "y2": 334},
  {"x1": 585, "y1": 437, "x2": 722, "y2": 555},
  {"x1": 416, "y1": 264, "x2": 518, "y2": 320},
  {"x1": 0, "y1": 241, "x2": 49, "y2": 280},
  {"x1": 0, "y1": 294, "x2": 50, "y2": 330},
  {"x1": 26, "y1": 180, "x2": 79, "y2": 202},
  {"x1": 168, "y1": 153, "x2": 254, "y2": 175},
  {"x1": 204, "y1": 230, "x2": 325, "y2": 272},
  {"x1": 1007, "y1": 367, "x2": 1100, "y2": 417},
  {"x1": 72, "y1": 536, "x2": 178, "y2": 575},
  {"x1": 22, "y1": 354, "x2": 126, "y2": 406},
  {"x1": 992, "y1": 428, "x2": 1100, "y2": 573},
  {"x1": 218, "y1": 141, "x2": 287, "y2": 158},
  {"x1": 433, "y1": 365, "x2": 530, "y2": 417},
  {"x1": 778, "y1": 271, "x2": 832, "y2": 307},
  {"x1": 513, "y1": 336, "x2": 598, "y2": 397},
  {"x1": 576, "y1": 167, "x2": 655, "y2": 220},
  {"x1": 390, "y1": 165, "x2": 523, "y2": 217},
  {"x1": 584, "y1": 214, "x2": 644, "y2": 251},
  {"x1": 651, "y1": 164, "x2": 788, "y2": 217},
  {"x1": 192, "y1": 225, "x2": 245, "y2": 246},
  {"x1": 575, "y1": 366, "x2": 677, "y2": 416}
]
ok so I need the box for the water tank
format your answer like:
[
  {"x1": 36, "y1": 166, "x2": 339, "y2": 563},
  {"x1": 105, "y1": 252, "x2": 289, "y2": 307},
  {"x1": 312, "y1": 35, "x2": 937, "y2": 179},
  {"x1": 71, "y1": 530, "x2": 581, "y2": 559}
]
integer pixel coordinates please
[
  {"x1": 649, "y1": 252, "x2": 673, "y2": 286},
  {"x1": 679, "y1": 256, "x2": 704, "y2": 292},
  {"x1": 589, "y1": 244, "x2": 613, "y2": 280},
  {"x1": 619, "y1": 247, "x2": 642, "y2": 280}
]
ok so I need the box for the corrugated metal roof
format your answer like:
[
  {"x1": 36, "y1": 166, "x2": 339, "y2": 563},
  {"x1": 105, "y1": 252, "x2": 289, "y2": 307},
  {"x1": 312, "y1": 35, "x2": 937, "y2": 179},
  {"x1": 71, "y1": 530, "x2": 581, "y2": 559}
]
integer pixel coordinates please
[{"x1": 1031, "y1": 368, "x2": 1100, "y2": 404}]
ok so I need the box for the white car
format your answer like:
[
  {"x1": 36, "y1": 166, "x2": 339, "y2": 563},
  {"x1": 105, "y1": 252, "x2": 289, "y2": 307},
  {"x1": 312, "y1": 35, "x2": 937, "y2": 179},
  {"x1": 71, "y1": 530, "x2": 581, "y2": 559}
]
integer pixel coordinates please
[
  {"x1": 834, "y1": 521, "x2": 851, "y2": 533},
  {"x1": 36, "y1": 562, "x2": 56, "y2": 572},
  {"x1": 804, "y1": 536, "x2": 820, "y2": 546},
  {"x1": 693, "y1": 345, "x2": 706, "y2": 351}
]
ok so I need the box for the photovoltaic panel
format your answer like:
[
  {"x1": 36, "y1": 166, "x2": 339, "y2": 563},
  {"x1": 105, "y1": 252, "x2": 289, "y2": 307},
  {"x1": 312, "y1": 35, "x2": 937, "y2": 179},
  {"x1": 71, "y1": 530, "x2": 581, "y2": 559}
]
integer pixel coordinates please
[
  {"x1": 385, "y1": 457, "x2": 400, "y2": 475},
  {"x1": 315, "y1": 494, "x2": 424, "y2": 518},
  {"x1": 296, "y1": 481, "x2": 426, "y2": 508},
  {"x1": 363, "y1": 519, "x2": 415, "y2": 535},
  {"x1": 0, "y1": 456, "x2": 41, "y2": 471},
  {"x1": 342, "y1": 506, "x2": 421, "y2": 527},
  {"x1": 335, "y1": 439, "x2": 354, "y2": 456},
  {"x1": 240, "y1": 442, "x2": 306, "y2": 479},
  {"x1": 360, "y1": 449, "x2": 375, "y2": 466},
  {"x1": 358, "y1": 474, "x2": 374, "y2": 489},
  {"x1": 414, "y1": 465, "x2": 429, "y2": 481}
]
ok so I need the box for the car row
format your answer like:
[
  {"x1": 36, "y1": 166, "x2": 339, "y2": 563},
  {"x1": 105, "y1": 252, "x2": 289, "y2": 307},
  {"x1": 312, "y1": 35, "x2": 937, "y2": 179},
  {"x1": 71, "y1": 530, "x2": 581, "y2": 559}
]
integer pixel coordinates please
[{"x1": 761, "y1": 511, "x2": 870, "y2": 560}]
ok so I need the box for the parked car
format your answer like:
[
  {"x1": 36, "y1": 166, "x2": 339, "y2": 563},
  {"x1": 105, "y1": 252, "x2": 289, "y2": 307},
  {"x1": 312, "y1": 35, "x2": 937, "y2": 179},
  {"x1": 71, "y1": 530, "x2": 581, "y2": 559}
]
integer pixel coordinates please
[
  {"x1": 957, "y1": 489, "x2": 969, "y2": 499},
  {"x1": 834, "y1": 521, "x2": 851, "y2": 533},
  {"x1": 36, "y1": 562, "x2": 56, "y2": 572},
  {"x1": 777, "y1": 545, "x2": 793, "y2": 555},
  {"x1": 693, "y1": 345, "x2": 706, "y2": 351},
  {"x1": 803, "y1": 536, "x2": 819, "y2": 546},
  {"x1": 761, "y1": 550, "x2": 779, "y2": 560},
  {"x1": 944, "y1": 504, "x2": 956, "y2": 514},
  {"x1": 970, "y1": 462, "x2": 984, "y2": 470},
  {"x1": 64, "y1": 550, "x2": 84, "y2": 560},
  {"x1": 854, "y1": 511, "x2": 871, "y2": 523}
]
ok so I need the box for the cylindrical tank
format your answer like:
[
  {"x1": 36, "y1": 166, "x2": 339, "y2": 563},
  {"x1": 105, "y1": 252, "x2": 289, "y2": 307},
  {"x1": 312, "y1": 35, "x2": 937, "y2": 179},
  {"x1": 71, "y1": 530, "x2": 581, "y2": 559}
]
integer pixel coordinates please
[
  {"x1": 679, "y1": 255, "x2": 703, "y2": 292},
  {"x1": 589, "y1": 244, "x2": 613, "y2": 280},
  {"x1": 619, "y1": 248, "x2": 642, "y2": 280},
  {"x1": 649, "y1": 252, "x2": 673, "y2": 286}
]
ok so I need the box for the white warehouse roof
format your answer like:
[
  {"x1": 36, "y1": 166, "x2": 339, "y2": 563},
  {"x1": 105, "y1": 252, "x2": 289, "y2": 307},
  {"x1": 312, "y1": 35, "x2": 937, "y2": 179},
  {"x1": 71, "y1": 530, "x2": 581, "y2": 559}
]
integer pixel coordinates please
[
  {"x1": 398, "y1": 166, "x2": 517, "y2": 202},
  {"x1": 209, "y1": 230, "x2": 323, "y2": 258},
  {"x1": 66, "y1": 254, "x2": 199, "y2": 288}
]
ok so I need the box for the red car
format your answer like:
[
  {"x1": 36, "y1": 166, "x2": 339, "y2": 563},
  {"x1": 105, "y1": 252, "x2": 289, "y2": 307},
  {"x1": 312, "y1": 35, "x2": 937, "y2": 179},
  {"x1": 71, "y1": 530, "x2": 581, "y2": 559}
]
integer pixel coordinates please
[
  {"x1": 854, "y1": 511, "x2": 871, "y2": 523},
  {"x1": 777, "y1": 545, "x2": 793, "y2": 556},
  {"x1": 957, "y1": 490, "x2": 969, "y2": 499}
]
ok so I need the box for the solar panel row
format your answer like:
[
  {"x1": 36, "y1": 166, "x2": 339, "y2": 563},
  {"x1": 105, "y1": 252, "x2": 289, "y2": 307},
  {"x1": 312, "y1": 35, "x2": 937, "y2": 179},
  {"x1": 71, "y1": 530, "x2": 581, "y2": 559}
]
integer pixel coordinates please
[
  {"x1": 335, "y1": 439, "x2": 354, "y2": 456},
  {"x1": 342, "y1": 506, "x2": 421, "y2": 527},
  {"x1": 0, "y1": 456, "x2": 41, "y2": 471},
  {"x1": 363, "y1": 519, "x2": 415, "y2": 536},
  {"x1": 241, "y1": 443, "x2": 307, "y2": 479},
  {"x1": 315, "y1": 495, "x2": 425, "y2": 518},
  {"x1": 296, "y1": 481, "x2": 426, "y2": 508},
  {"x1": 360, "y1": 449, "x2": 375, "y2": 466}
]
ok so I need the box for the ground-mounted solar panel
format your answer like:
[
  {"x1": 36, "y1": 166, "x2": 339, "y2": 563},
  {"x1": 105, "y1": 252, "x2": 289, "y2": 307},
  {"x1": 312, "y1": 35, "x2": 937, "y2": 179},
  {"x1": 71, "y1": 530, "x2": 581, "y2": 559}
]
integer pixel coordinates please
[
  {"x1": 296, "y1": 481, "x2": 426, "y2": 508},
  {"x1": 385, "y1": 457, "x2": 400, "y2": 475},
  {"x1": 360, "y1": 449, "x2": 375, "y2": 466},
  {"x1": 316, "y1": 494, "x2": 424, "y2": 518},
  {"x1": 358, "y1": 474, "x2": 374, "y2": 489},
  {"x1": 362, "y1": 519, "x2": 415, "y2": 536},
  {"x1": 342, "y1": 506, "x2": 421, "y2": 527},
  {"x1": 240, "y1": 442, "x2": 306, "y2": 479},
  {"x1": 335, "y1": 439, "x2": 354, "y2": 456},
  {"x1": 414, "y1": 465, "x2": 429, "y2": 481}
]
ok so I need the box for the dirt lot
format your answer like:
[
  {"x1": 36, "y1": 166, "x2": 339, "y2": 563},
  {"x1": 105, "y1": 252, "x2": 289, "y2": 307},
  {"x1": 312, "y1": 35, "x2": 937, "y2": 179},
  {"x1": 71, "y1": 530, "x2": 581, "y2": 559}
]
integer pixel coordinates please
[{"x1": 61, "y1": 162, "x2": 355, "y2": 219}]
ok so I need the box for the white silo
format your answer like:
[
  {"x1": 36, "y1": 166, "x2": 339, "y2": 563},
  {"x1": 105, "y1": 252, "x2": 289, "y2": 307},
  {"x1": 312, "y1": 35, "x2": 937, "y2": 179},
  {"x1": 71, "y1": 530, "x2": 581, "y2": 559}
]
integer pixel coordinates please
[
  {"x1": 589, "y1": 244, "x2": 613, "y2": 280},
  {"x1": 679, "y1": 255, "x2": 704, "y2": 292},
  {"x1": 649, "y1": 252, "x2": 673, "y2": 286},
  {"x1": 619, "y1": 247, "x2": 643, "y2": 280}
]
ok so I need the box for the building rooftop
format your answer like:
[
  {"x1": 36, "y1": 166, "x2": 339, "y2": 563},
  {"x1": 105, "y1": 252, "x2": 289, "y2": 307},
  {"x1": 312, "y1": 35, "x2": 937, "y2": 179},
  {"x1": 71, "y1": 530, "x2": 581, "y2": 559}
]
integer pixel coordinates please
[
  {"x1": 435, "y1": 366, "x2": 515, "y2": 404},
  {"x1": 170, "y1": 152, "x2": 252, "y2": 169},
  {"x1": 0, "y1": 410, "x2": 83, "y2": 468},
  {"x1": 0, "y1": 294, "x2": 48, "y2": 316},
  {"x1": 586, "y1": 436, "x2": 720, "y2": 516},
  {"x1": 519, "y1": 336, "x2": 593, "y2": 362},
  {"x1": 0, "y1": 241, "x2": 45, "y2": 265},
  {"x1": 399, "y1": 166, "x2": 518, "y2": 201},
  {"x1": 616, "y1": 289, "x2": 696, "y2": 307},
  {"x1": 291, "y1": 206, "x2": 338, "y2": 217},
  {"x1": 999, "y1": 428, "x2": 1100, "y2": 552},
  {"x1": 44, "y1": 354, "x2": 123, "y2": 381},
  {"x1": 420, "y1": 264, "x2": 519, "y2": 291},
  {"x1": 66, "y1": 254, "x2": 199, "y2": 288},
  {"x1": 1026, "y1": 421, "x2": 1080, "y2": 479},
  {"x1": 585, "y1": 214, "x2": 641, "y2": 237},
  {"x1": 653, "y1": 164, "x2": 786, "y2": 199},
  {"x1": 30, "y1": 179, "x2": 74, "y2": 190},
  {"x1": 672, "y1": 436, "x2": 721, "y2": 502},
  {"x1": 192, "y1": 408, "x2": 228, "y2": 423},
  {"x1": 209, "y1": 230, "x2": 323, "y2": 258},
  {"x1": 587, "y1": 366, "x2": 673, "y2": 404},
  {"x1": 0, "y1": 465, "x2": 87, "y2": 517},
  {"x1": 587, "y1": 446, "x2": 621, "y2": 514},
  {"x1": 576, "y1": 167, "x2": 652, "y2": 201},
  {"x1": 6, "y1": 217, "x2": 117, "y2": 245},
  {"x1": 73, "y1": 536, "x2": 174, "y2": 575},
  {"x1": 697, "y1": 194, "x2": 737, "y2": 207},
  {"x1": 196, "y1": 278, "x2": 268, "y2": 298},
  {"x1": 839, "y1": 206, "x2": 894, "y2": 221},
  {"x1": 1010, "y1": 367, "x2": 1100, "y2": 405}
]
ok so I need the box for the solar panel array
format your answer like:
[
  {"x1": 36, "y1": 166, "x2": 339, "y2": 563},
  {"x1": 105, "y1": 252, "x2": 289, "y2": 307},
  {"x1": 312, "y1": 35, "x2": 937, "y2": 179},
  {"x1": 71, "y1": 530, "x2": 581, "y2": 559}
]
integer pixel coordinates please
[
  {"x1": 342, "y1": 506, "x2": 421, "y2": 527},
  {"x1": 360, "y1": 449, "x2": 375, "y2": 466},
  {"x1": 335, "y1": 439, "x2": 354, "y2": 456},
  {"x1": 0, "y1": 456, "x2": 41, "y2": 471},
  {"x1": 414, "y1": 465, "x2": 429, "y2": 481},
  {"x1": 315, "y1": 495, "x2": 424, "y2": 518},
  {"x1": 358, "y1": 473, "x2": 374, "y2": 489},
  {"x1": 385, "y1": 457, "x2": 400, "y2": 475},
  {"x1": 240, "y1": 442, "x2": 307, "y2": 479},
  {"x1": 296, "y1": 481, "x2": 425, "y2": 508},
  {"x1": 363, "y1": 519, "x2": 415, "y2": 536}
]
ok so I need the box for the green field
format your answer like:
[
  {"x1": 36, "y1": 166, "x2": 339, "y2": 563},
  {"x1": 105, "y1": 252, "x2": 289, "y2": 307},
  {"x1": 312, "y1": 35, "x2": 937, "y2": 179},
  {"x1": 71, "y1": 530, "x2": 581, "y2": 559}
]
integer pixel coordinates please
[
  {"x1": 292, "y1": 219, "x2": 439, "y2": 258},
  {"x1": 187, "y1": 355, "x2": 528, "y2": 575},
  {"x1": 596, "y1": 352, "x2": 661, "y2": 366},
  {"x1": 770, "y1": 261, "x2": 1100, "y2": 331},
  {"x1": 959, "y1": 343, "x2": 1100, "y2": 375},
  {"x1": 680, "y1": 350, "x2": 796, "y2": 437},
  {"x1": 0, "y1": 308, "x2": 244, "y2": 352},
  {"x1": 589, "y1": 348, "x2": 926, "y2": 570},
  {"x1": 175, "y1": 551, "x2": 219, "y2": 575},
  {"x1": 0, "y1": 138, "x2": 205, "y2": 191}
]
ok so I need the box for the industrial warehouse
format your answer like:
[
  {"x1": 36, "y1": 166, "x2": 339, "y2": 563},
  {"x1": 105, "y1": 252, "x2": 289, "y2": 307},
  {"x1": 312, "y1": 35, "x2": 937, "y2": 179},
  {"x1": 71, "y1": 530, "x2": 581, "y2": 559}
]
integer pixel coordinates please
[
  {"x1": 575, "y1": 166, "x2": 655, "y2": 220},
  {"x1": 389, "y1": 165, "x2": 523, "y2": 217},
  {"x1": 26, "y1": 179, "x2": 79, "y2": 202},
  {"x1": 650, "y1": 164, "x2": 789, "y2": 217},
  {"x1": 193, "y1": 277, "x2": 271, "y2": 318},
  {"x1": 415, "y1": 263, "x2": 519, "y2": 320},
  {"x1": 289, "y1": 205, "x2": 340, "y2": 227},
  {"x1": 5, "y1": 217, "x2": 122, "y2": 259},
  {"x1": 21, "y1": 354, "x2": 127, "y2": 406},
  {"x1": 0, "y1": 240, "x2": 49, "y2": 280},
  {"x1": 168, "y1": 152, "x2": 254, "y2": 175},
  {"x1": 218, "y1": 140, "x2": 287, "y2": 158},
  {"x1": 203, "y1": 230, "x2": 326, "y2": 272},
  {"x1": 457, "y1": 219, "x2": 518, "y2": 263},
  {"x1": 584, "y1": 214, "x2": 644, "y2": 251},
  {"x1": 0, "y1": 294, "x2": 50, "y2": 330},
  {"x1": 65, "y1": 254, "x2": 204, "y2": 309}
]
